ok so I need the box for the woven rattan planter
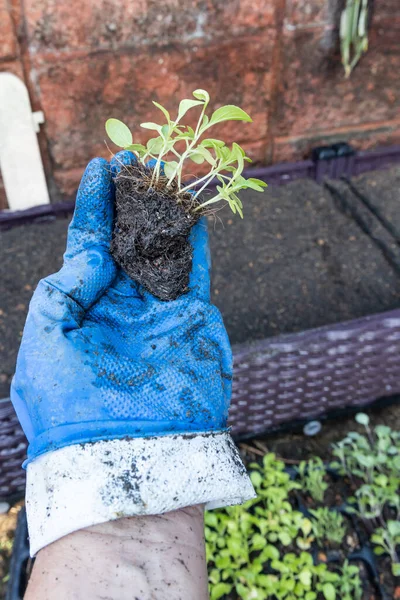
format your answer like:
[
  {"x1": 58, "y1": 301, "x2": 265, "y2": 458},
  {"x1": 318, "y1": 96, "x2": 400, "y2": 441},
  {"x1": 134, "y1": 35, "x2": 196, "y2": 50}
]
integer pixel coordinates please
[{"x1": 1, "y1": 307, "x2": 400, "y2": 500}]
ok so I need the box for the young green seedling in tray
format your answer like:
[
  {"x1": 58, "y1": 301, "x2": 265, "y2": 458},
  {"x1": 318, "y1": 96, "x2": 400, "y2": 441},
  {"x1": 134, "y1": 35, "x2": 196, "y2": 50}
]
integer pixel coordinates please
[{"x1": 106, "y1": 89, "x2": 267, "y2": 301}]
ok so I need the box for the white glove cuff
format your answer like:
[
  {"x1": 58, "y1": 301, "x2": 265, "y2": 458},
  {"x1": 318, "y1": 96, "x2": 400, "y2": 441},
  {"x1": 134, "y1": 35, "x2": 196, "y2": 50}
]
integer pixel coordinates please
[{"x1": 26, "y1": 430, "x2": 255, "y2": 556}]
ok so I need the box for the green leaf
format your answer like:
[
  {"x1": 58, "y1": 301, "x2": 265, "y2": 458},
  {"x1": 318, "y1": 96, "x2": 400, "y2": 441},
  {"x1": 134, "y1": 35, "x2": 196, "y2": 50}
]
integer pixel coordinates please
[
  {"x1": 125, "y1": 143, "x2": 146, "y2": 155},
  {"x1": 193, "y1": 89, "x2": 210, "y2": 104},
  {"x1": 373, "y1": 547, "x2": 385, "y2": 555},
  {"x1": 189, "y1": 153, "x2": 205, "y2": 164},
  {"x1": 152, "y1": 101, "x2": 170, "y2": 123},
  {"x1": 208, "y1": 105, "x2": 252, "y2": 127},
  {"x1": 164, "y1": 161, "x2": 179, "y2": 180},
  {"x1": 105, "y1": 118, "x2": 132, "y2": 148},
  {"x1": 355, "y1": 454, "x2": 375, "y2": 468},
  {"x1": 322, "y1": 583, "x2": 336, "y2": 600},
  {"x1": 146, "y1": 136, "x2": 164, "y2": 154},
  {"x1": 140, "y1": 122, "x2": 162, "y2": 133},
  {"x1": 392, "y1": 563, "x2": 400, "y2": 577},
  {"x1": 301, "y1": 518, "x2": 313, "y2": 536},
  {"x1": 205, "y1": 512, "x2": 218, "y2": 528},
  {"x1": 177, "y1": 99, "x2": 204, "y2": 122},
  {"x1": 299, "y1": 569, "x2": 312, "y2": 586},
  {"x1": 209, "y1": 568, "x2": 221, "y2": 584},
  {"x1": 247, "y1": 177, "x2": 268, "y2": 189},
  {"x1": 278, "y1": 531, "x2": 292, "y2": 546},
  {"x1": 201, "y1": 138, "x2": 225, "y2": 148},
  {"x1": 215, "y1": 555, "x2": 231, "y2": 569},
  {"x1": 387, "y1": 520, "x2": 400, "y2": 536},
  {"x1": 210, "y1": 582, "x2": 232, "y2": 600},
  {"x1": 250, "y1": 471, "x2": 263, "y2": 488},
  {"x1": 355, "y1": 413, "x2": 369, "y2": 426},
  {"x1": 190, "y1": 146, "x2": 215, "y2": 165},
  {"x1": 161, "y1": 124, "x2": 170, "y2": 139},
  {"x1": 251, "y1": 534, "x2": 266, "y2": 550}
]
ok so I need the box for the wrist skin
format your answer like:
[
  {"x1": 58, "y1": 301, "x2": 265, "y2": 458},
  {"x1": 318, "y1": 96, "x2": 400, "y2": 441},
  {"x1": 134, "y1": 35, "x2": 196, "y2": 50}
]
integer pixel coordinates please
[{"x1": 25, "y1": 506, "x2": 208, "y2": 600}]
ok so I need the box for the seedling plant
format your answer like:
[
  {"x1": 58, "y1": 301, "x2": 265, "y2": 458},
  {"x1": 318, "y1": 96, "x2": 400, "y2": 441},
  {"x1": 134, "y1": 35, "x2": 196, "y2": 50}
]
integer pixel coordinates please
[
  {"x1": 206, "y1": 414, "x2": 400, "y2": 600},
  {"x1": 298, "y1": 458, "x2": 328, "y2": 504},
  {"x1": 106, "y1": 89, "x2": 266, "y2": 217},
  {"x1": 308, "y1": 508, "x2": 346, "y2": 547},
  {"x1": 372, "y1": 520, "x2": 400, "y2": 576},
  {"x1": 105, "y1": 90, "x2": 267, "y2": 301}
]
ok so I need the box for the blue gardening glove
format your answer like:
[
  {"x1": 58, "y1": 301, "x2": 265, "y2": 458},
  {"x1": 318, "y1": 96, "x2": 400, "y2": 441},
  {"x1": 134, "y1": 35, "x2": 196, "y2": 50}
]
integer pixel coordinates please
[{"x1": 11, "y1": 152, "x2": 254, "y2": 556}]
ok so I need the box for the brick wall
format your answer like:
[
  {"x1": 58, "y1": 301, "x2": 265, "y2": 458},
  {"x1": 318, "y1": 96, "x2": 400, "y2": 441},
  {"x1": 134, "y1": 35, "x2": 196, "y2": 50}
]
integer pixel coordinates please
[{"x1": 1, "y1": 0, "x2": 399, "y2": 206}]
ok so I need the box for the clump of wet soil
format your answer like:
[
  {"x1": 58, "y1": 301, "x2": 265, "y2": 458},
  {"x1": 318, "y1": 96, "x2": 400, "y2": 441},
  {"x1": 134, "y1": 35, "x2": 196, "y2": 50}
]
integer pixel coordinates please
[{"x1": 111, "y1": 163, "x2": 201, "y2": 301}]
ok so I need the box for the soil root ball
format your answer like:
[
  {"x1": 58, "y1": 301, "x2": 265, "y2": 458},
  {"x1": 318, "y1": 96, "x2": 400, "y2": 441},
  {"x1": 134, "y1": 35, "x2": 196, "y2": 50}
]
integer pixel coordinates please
[{"x1": 111, "y1": 163, "x2": 201, "y2": 301}]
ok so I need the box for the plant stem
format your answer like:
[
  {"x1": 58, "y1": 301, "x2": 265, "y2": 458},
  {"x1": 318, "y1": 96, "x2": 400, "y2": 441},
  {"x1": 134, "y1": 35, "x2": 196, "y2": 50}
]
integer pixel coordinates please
[
  {"x1": 179, "y1": 168, "x2": 219, "y2": 195},
  {"x1": 167, "y1": 103, "x2": 207, "y2": 189}
]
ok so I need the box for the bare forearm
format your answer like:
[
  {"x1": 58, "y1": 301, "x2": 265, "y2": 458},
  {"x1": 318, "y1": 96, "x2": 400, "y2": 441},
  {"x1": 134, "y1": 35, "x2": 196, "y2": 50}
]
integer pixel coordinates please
[{"x1": 25, "y1": 506, "x2": 208, "y2": 600}]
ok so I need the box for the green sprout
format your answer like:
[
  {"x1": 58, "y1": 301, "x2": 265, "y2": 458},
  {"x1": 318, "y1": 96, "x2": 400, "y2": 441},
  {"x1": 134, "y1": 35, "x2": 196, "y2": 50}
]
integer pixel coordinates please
[
  {"x1": 298, "y1": 457, "x2": 328, "y2": 504},
  {"x1": 372, "y1": 520, "x2": 400, "y2": 576},
  {"x1": 309, "y1": 508, "x2": 347, "y2": 547},
  {"x1": 340, "y1": 0, "x2": 369, "y2": 77},
  {"x1": 331, "y1": 413, "x2": 400, "y2": 484},
  {"x1": 106, "y1": 89, "x2": 267, "y2": 217}
]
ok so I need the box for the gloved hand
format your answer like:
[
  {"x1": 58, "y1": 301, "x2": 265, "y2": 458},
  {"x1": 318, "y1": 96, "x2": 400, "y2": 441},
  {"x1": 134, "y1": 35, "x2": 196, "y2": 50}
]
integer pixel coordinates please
[{"x1": 12, "y1": 152, "x2": 254, "y2": 555}]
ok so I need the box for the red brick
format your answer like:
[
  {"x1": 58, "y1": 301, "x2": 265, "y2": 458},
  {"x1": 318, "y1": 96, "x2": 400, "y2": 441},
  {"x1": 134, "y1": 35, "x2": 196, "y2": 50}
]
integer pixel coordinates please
[
  {"x1": 33, "y1": 35, "x2": 273, "y2": 172},
  {"x1": 285, "y1": 0, "x2": 332, "y2": 28},
  {"x1": 0, "y1": 0, "x2": 18, "y2": 60},
  {"x1": 275, "y1": 25, "x2": 400, "y2": 139},
  {"x1": 24, "y1": 0, "x2": 275, "y2": 54},
  {"x1": 273, "y1": 121, "x2": 400, "y2": 163},
  {"x1": 0, "y1": 58, "x2": 25, "y2": 79},
  {"x1": 53, "y1": 167, "x2": 85, "y2": 198},
  {"x1": 373, "y1": 0, "x2": 400, "y2": 19}
]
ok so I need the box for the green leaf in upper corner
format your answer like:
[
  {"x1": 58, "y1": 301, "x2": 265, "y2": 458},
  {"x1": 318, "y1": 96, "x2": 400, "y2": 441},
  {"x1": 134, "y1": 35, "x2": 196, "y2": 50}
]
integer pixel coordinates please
[
  {"x1": 152, "y1": 101, "x2": 170, "y2": 123},
  {"x1": 193, "y1": 89, "x2": 210, "y2": 104},
  {"x1": 177, "y1": 99, "x2": 204, "y2": 122},
  {"x1": 163, "y1": 161, "x2": 179, "y2": 180},
  {"x1": 355, "y1": 413, "x2": 370, "y2": 427},
  {"x1": 105, "y1": 118, "x2": 132, "y2": 148},
  {"x1": 208, "y1": 105, "x2": 253, "y2": 127},
  {"x1": 140, "y1": 122, "x2": 163, "y2": 133}
]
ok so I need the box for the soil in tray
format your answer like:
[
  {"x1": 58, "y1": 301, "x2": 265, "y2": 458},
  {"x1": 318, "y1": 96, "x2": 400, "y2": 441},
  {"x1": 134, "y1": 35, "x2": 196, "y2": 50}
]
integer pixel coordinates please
[
  {"x1": 351, "y1": 560, "x2": 378, "y2": 600},
  {"x1": 111, "y1": 163, "x2": 201, "y2": 301},
  {"x1": 377, "y1": 555, "x2": 400, "y2": 600}
]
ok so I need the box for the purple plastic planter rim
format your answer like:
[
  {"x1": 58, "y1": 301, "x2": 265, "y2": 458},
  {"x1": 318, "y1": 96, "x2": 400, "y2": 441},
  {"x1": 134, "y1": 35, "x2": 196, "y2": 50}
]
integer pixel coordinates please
[{"x1": 1, "y1": 143, "x2": 400, "y2": 230}]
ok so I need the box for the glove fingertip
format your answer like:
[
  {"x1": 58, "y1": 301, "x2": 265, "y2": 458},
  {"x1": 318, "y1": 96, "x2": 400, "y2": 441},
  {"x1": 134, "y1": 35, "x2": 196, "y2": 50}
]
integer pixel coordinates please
[{"x1": 110, "y1": 151, "x2": 137, "y2": 178}]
